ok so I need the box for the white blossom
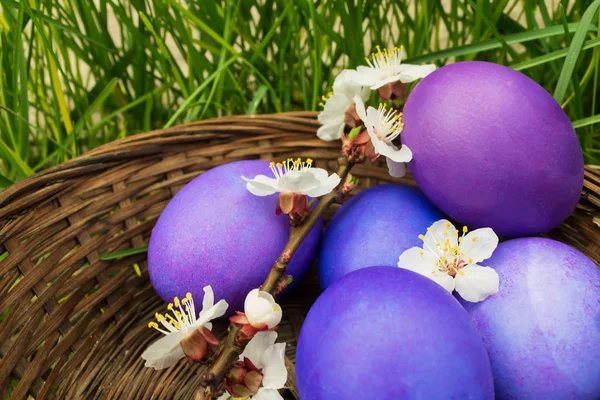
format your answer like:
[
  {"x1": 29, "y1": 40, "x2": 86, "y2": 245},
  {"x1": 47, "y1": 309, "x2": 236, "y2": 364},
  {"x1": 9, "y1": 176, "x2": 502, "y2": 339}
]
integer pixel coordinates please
[
  {"x1": 142, "y1": 286, "x2": 228, "y2": 369},
  {"x1": 353, "y1": 96, "x2": 412, "y2": 177},
  {"x1": 317, "y1": 70, "x2": 370, "y2": 141},
  {"x1": 243, "y1": 158, "x2": 341, "y2": 198},
  {"x1": 398, "y1": 219, "x2": 500, "y2": 302},
  {"x1": 353, "y1": 46, "x2": 436, "y2": 89}
]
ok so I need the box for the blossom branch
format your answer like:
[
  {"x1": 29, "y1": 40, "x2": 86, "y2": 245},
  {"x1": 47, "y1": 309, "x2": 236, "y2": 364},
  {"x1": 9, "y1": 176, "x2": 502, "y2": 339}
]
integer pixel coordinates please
[{"x1": 201, "y1": 157, "x2": 354, "y2": 398}]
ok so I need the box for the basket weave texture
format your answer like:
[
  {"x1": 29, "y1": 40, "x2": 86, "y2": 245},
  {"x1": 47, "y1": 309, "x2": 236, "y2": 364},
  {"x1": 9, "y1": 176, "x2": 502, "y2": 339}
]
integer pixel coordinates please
[{"x1": 0, "y1": 112, "x2": 599, "y2": 399}]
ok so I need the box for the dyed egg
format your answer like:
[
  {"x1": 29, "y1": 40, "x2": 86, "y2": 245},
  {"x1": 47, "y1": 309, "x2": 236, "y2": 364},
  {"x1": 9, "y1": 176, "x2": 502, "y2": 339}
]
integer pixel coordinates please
[
  {"x1": 461, "y1": 238, "x2": 600, "y2": 399},
  {"x1": 296, "y1": 266, "x2": 494, "y2": 399},
  {"x1": 148, "y1": 160, "x2": 322, "y2": 312},
  {"x1": 318, "y1": 184, "x2": 444, "y2": 289},
  {"x1": 402, "y1": 61, "x2": 584, "y2": 237}
]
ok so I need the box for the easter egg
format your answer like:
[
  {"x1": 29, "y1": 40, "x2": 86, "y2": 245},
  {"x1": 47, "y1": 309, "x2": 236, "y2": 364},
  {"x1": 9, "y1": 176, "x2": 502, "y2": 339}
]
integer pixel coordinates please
[
  {"x1": 148, "y1": 160, "x2": 322, "y2": 312},
  {"x1": 318, "y1": 184, "x2": 445, "y2": 289},
  {"x1": 461, "y1": 238, "x2": 600, "y2": 399},
  {"x1": 402, "y1": 61, "x2": 584, "y2": 237},
  {"x1": 296, "y1": 266, "x2": 494, "y2": 399}
]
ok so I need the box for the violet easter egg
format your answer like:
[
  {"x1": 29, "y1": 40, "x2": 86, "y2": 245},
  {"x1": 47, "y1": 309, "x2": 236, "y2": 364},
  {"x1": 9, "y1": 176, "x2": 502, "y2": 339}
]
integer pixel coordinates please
[
  {"x1": 296, "y1": 266, "x2": 495, "y2": 399},
  {"x1": 461, "y1": 238, "x2": 600, "y2": 399},
  {"x1": 318, "y1": 184, "x2": 445, "y2": 289},
  {"x1": 148, "y1": 160, "x2": 322, "y2": 312},
  {"x1": 402, "y1": 61, "x2": 584, "y2": 237}
]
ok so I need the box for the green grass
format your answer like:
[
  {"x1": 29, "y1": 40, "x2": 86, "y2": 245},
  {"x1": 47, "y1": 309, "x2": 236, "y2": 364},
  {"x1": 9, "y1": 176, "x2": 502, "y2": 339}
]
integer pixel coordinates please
[{"x1": 1, "y1": 0, "x2": 600, "y2": 188}]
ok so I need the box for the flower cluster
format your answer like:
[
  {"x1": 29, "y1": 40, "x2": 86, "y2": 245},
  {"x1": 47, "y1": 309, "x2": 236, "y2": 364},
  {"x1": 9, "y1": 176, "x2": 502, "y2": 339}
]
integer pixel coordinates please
[
  {"x1": 218, "y1": 331, "x2": 287, "y2": 400},
  {"x1": 398, "y1": 219, "x2": 500, "y2": 302},
  {"x1": 317, "y1": 46, "x2": 435, "y2": 177}
]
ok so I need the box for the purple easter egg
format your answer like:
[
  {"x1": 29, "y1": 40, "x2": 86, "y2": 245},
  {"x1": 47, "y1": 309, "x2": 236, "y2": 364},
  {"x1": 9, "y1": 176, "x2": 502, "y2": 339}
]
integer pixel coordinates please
[
  {"x1": 318, "y1": 184, "x2": 445, "y2": 289},
  {"x1": 148, "y1": 160, "x2": 322, "y2": 312},
  {"x1": 402, "y1": 61, "x2": 584, "y2": 237},
  {"x1": 461, "y1": 238, "x2": 600, "y2": 399},
  {"x1": 296, "y1": 266, "x2": 494, "y2": 399}
]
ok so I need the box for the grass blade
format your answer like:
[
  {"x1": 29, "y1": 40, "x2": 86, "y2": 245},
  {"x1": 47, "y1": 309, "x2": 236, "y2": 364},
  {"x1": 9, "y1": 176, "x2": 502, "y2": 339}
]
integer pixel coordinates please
[
  {"x1": 572, "y1": 114, "x2": 600, "y2": 128},
  {"x1": 553, "y1": 0, "x2": 600, "y2": 104},
  {"x1": 404, "y1": 23, "x2": 597, "y2": 64},
  {"x1": 246, "y1": 85, "x2": 269, "y2": 114},
  {"x1": 100, "y1": 246, "x2": 148, "y2": 260}
]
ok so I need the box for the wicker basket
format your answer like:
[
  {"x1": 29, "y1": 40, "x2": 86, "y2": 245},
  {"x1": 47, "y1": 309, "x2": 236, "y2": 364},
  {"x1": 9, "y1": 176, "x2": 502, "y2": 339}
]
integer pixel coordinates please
[{"x1": 1, "y1": 112, "x2": 599, "y2": 399}]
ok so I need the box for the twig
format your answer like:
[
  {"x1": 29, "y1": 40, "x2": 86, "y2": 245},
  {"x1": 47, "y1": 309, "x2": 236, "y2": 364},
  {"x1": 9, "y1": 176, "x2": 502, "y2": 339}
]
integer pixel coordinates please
[{"x1": 201, "y1": 157, "x2": 354, "y2": 398}]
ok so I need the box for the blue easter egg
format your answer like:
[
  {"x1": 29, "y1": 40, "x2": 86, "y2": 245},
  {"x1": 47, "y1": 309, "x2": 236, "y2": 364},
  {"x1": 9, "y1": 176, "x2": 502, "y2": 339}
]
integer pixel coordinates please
[
  {"x1": 318, "y1": 184, "x2": 445, "y2": 289},
  {"x1": 461, "y1": 238, "x2": 600, "y2": 399},
  {"x1": 296, "y1": 266, "x2": 495, "y2": 399}
]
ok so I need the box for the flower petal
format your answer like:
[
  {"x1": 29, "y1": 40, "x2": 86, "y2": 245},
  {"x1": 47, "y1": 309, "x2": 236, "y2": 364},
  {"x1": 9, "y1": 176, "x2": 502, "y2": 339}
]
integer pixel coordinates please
[
  {"x1": 386, "y1": 158, "x2": 406, "y2": 178},
  {"x1": 398, "y1": 247, "x2": 455, "y2": 292},
  {"x1": 397, "y1": 63, "x2": 436, "y2": 83},
  {"x1": 194, "y1": 298, "x2": 229, "y2": 329},
  {"x1": 397, "y1": 247, "x2": 436, "y2": 273},
  {"x1": 242, "y1": 175, "x2": 280, "y2": 196},
  {"x1": 333, "y1": 69, "x2": 369, "y2": 99},
  {"x1": 369, "y1": 137, "x2": 412, "y2": 162},
  {"x1": 202, "y1": 285, "x2": 215, "y2": 310},
  {"x1": 260, "y1": 343, "x2": 287, "y2": 389},
  {"x1": 429, "y1": 273, "x2": 456, "y2": 293},
  {"x1": 369, "y1": 74, "x2": 403, "y2": 89},
  {"x1": 252, "y1": 388, "x2": 284, "y2": 400},
  {"x1": 459, "y1": 228, "x2": 499, "y2": 263},
  {"x1": 454, "y1": 265, "x2": 500, "y2": 302},
  {"x1": 142, "y1": 330, "x2": 187, "y2": 369},
  {"x1": 423, "y1": 219, "x2": 458, "y2": 256},
  {"x1": 303, "y1": 173, "x2": 341, "y2": 197},
  {"x1": 316, "y1": 122, "x2": 344, "y2": 141},
  {"x1": 240, "y1": 331, "x2": 278, "y2": 369},
  {"x1": 353, "y1": 95, "x2": 367, "y2": 122},
  {"x1": 354, "y1": 65, "x2": 383, "y2": 87}
]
